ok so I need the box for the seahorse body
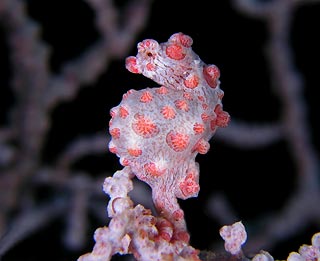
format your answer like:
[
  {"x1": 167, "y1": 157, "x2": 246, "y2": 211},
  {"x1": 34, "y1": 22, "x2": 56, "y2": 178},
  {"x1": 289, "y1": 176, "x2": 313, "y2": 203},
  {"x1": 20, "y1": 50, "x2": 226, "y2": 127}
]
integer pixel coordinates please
[{"x1": 108, "y1": 32, "x2": 230, "y2": 234}]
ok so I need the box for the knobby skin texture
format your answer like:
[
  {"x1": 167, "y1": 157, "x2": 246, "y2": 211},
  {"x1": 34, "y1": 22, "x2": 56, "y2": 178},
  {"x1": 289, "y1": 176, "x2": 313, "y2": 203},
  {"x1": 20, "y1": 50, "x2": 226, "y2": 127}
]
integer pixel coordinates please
[
  {"x1": 79, "y1": 33, "x2": 230, "y2": 260},
  {"x1": 109, "y1": 32, "x2": 230, "y2": 236}
]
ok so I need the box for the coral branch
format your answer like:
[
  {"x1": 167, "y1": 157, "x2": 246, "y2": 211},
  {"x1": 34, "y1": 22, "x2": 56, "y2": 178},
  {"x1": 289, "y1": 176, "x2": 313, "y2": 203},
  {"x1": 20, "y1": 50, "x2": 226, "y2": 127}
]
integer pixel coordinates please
[
  {"x1": 79, "y1": 167, "x2": 200, "y2": 261},
  {"x1": 220, "y1": 221, "x2": 247, "y2": 256}
]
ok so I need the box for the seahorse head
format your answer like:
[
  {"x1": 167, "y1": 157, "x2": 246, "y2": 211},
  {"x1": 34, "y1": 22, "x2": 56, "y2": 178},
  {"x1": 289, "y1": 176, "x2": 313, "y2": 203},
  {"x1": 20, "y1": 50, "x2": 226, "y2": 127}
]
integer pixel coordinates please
[{"x1": 125, "y1": 32, "x2": 221, "y2": 92}]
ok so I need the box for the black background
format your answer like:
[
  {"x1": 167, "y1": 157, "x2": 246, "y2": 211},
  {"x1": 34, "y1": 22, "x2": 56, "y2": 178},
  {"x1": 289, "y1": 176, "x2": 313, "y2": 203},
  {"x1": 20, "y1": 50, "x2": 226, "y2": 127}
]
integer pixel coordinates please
[{"x1": 1, "y1": 0, "x2": 320, "y2": 260}]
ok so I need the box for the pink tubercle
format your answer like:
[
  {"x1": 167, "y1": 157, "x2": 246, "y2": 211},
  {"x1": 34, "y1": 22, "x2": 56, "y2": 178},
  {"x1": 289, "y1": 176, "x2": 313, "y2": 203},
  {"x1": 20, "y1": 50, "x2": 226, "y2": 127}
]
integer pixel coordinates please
[
  {"x1": 174, "y1": 99, "x2": 189, "y2": 112},
  {"x1": 161, "y1": 105, "x2": 176, "y2": 119},
  {"x1": 169, "y1": 32, "x2": 193, "y2": 48},
  {"x1": 127, "y1": 148, "x2": 142, "y2": 157},
  {"x1": 166, "y1": 130, "x2": 190, "y2": 152},
  {"x1": 140, "y1": 91, "x2": 153, "y2": 103},
  {"x1": 110, "y1": 128, "x2": 120, "y2": 139},
  {"x1": 156, "y1": 86, "x2": 168, "y2": 94},
  {"x1": 119, "y1": 106, "x2": 129, "y2": 118},
  {"x1": 144, "y1": 162, "x2": 165, "y2": 177},
  {"x1": 214, "y1": 104, "x2": 230, "y2": 127},
  {"x1": 184, "y1": 74, "x2": 199, "y2": 89},
  {"x1": 125, "y1": 56, "x2": 140, "y2": 74},
  {"x1": 203, "y1": 64, "x2": 220, "y2": 88},
  {"x1": 193, "y1": 123, "x2": 205, "y2": 135},
  {"x1": 166, "y1": 43, "x2": 186, "y2": 60},
  {"x1": 132, "y1": 113, "x2": 159, "y2": 138}
]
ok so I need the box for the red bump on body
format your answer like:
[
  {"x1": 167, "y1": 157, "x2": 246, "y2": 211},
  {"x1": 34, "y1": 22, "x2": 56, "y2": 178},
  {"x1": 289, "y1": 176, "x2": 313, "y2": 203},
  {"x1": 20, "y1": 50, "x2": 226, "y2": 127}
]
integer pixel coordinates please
[
  {"x1": 125, "y1": 56, "x2": 140, "y2": 74},
  {"x1": 156, "y1": 86, "x2": 168, "y2": 94},
  {"x1": 169, "y1": 32, "x2": 193, "y2": 48},
  {"x1": 119, "y1": 106, "x2": 129, "y2": 118},
  {"x1": 214, "y1": 104, "x2": 230, "y2": 127},
  {"x1": 179, "y1": 173, "x2": 199, "y2": 197},
  {"x1": 184, "y1": 74, "x2": 199, "y2": 89},
  {"x1": 193, "y1": 123, "x2": 205, "y2": 135},
  {"x1": 203, "y1": 64, "x2": 220, "y2": 88},
  {"x1": 132, "y1": 113, "x2": 159, "y2": 138},
  {"x1": 193, "y1": 138, "x2": 210, "y2": 154},
  {"x1": 166, "y1": 131, "x2": 190, "y2": 152},
  {"x1": 110, "y1": 128, "x2": 120, "y2": 139},
  {"x1": 166, "y1": 44, "x2": 186, "y2": 60},
  {"x1": 161, "y1": 106, "x2": 176, "y2": 119},
  {"x1": 174, "y1": 99, "x2": 189, "y2": 112},
  {"x1": 140, "y1": 91, "x2": 153, "y2": 103},
  {"x1": 144, "y1": 162, "x2": 165, "y2": 177},
  {"x1": 201, "y1": 112, "x2": 210, "y2": 122},
  {"x1": 183, "y1": 92, "x2": 193, "y2": 100},
  {"x1": 127, "y1": 148, "x2": 142, "y2": 157}
]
